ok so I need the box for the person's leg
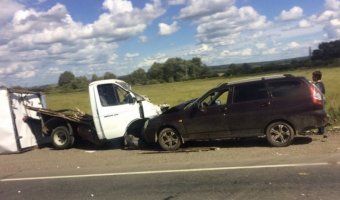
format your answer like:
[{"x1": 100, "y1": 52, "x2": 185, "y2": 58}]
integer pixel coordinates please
[{"x1": 318, "y1": 127, "x2": 324, "y2": 134}]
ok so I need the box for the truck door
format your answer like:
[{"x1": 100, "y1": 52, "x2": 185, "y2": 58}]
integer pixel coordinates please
[{"x1": 96, "y1": 83, "x2": 141, "y2": 140}]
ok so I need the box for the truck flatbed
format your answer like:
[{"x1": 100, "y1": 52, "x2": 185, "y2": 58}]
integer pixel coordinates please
[{"x1": 26, "y1": 106, "x2": 93, "y2": 125}]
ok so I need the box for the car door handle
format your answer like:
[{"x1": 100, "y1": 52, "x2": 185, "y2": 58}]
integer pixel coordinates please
[{"x1": 260, "y1": 102, "x2": 271, "y2": 107}]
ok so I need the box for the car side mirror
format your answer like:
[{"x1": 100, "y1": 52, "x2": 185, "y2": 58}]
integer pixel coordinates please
[{"x1": 126, "y1": 93, "x2": 137, "y2": 104}]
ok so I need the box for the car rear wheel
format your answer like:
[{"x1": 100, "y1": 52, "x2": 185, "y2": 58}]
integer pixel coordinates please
[
  {"x1": 158, "y1": 128, "x2": 181, "y2": 151},
  {"x1": 266, "y1": 122, "x2": 294, "y2": 147},
  {"x1": 51, "y1": 126, "x2": 75, "y2": 150}
]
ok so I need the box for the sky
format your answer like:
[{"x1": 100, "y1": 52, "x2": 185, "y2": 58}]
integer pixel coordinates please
[{"x1": 0, "y1": 0, "x2": 339, "y2": 87}]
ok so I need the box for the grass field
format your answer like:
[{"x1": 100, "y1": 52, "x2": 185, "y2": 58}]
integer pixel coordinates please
[{"x1": 46, "y1": 67, "x2": 340, "y2": 124}]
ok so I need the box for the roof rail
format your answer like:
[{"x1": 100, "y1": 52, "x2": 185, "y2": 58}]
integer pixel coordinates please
[
  {"x1": 283, "y1": 74, "x2": 294, "y2": 77},
  {"x1": 228, "y1": 74, "x2": 294, "y2": 85},
  {"x1": 217, "y1": 82, "x2": 228, "y2": 87}
]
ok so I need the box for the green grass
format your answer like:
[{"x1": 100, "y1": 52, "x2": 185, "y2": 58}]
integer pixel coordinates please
[{"x1": 46, "y1": 67, "x2": 340, "y2": 124}]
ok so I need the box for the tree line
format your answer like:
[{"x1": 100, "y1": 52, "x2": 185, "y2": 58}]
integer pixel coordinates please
[
  {"x1": 55, "y1": 57, "x2": 213, "y2": 91},
  {"x1": 50, "y1": 39, "x2": 340, "y2": 92}
]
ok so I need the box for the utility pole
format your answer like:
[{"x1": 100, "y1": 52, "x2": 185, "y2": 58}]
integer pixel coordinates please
[{"x1": 308, "y1": 46, "x2": 312, "y2": 67}]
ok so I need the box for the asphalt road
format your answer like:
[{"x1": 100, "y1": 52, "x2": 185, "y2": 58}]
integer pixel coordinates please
[
  {"x1": 1, "y1": 164, "x2": 340, "y2": 200},
  {"x1": 1, "y1": 131, "x2": 340, "y2": 199}
]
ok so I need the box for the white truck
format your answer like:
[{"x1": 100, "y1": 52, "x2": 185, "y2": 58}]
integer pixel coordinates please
[{"x1": 26, "y1": 79, "x2": 164, "y2": 149}]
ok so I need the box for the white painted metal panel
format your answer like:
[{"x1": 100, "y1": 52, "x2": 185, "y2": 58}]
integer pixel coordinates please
[
  {"x1": 0, "y1": 89, "x2": 19, "y2": 153},
  {"x1": 10, "y1": 92, "x2": 43, "y2": 149}
]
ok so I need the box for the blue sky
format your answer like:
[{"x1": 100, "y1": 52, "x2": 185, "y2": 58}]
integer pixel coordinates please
[{"x1": 0, "y1": 0, "x2": 339, "y2": 86}]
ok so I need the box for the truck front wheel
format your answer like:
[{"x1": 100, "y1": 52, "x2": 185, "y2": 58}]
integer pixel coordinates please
[{"x1": 51, "y1": 126, "x2": 75, "y2": 149}]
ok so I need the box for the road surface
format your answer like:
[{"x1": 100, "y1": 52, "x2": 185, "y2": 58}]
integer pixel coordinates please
[{"x1": 1, "y1": 131, "x2": 340, "y2": 199}]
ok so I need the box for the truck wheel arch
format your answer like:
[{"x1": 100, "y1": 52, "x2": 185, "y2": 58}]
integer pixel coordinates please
[
  {"x1": 43, "y1": 118, "x2": 74, "y2": 136},
  {"x1": 125, "y1": 118, "x2": 149, "y2": 137},
  {"x1": 124, "y1": 118, "x2": 149, "y2": 149}
]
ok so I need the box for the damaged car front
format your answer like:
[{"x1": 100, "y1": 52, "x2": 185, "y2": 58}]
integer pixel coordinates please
[{"x1": 142, "y1": 98, "x2": 197, "y2": 150}]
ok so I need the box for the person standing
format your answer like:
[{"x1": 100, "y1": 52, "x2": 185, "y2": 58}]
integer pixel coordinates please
[{"x1": 312, "y1": 70, "x2": 326, "y2": 137}]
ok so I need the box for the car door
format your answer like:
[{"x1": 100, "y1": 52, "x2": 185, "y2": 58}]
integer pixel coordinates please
[
  {"x1": 183, "y1": 88, "x2": 231, "y2": 139},
  {"x1": 226, "y1": 81, "x2": 271, "y2": 136},
  {"x1": 96, "y1": 83, "x2": 141, "y2": 140}
]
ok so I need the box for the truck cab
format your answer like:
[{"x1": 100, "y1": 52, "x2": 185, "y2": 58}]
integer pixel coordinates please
[{"x1": 89, "y1": 79, "x2": 162, "y2": 141}]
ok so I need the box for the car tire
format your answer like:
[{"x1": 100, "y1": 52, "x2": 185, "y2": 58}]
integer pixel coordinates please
[
  {"x1": 266, "y1": 121, "x2": 294, "y2": 147},
  {"x1": 158, "y1": 128, "x2": 181, "y2": 151},
  {"x1": 51, "y1": 126, "x2": 75, "y2": 150}
]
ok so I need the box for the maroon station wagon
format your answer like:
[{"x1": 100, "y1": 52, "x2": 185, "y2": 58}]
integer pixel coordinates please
[{"x1": 143, "y1": 74, "x2": 328, "y2": 151}]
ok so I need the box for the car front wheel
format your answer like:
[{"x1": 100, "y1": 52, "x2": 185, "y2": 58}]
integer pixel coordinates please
[
  {"x1": 266, "y1": 122, "x2": 294, "y2": 147},
  {"x1": 158, "y1": 128, "x2": 181, "y2": 151}
]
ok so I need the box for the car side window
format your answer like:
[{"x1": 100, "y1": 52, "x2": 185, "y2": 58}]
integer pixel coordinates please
[
  {"x1": 267, "y1": 80, "x2": 302, "y2": 98},
  {"x1": 233, "y1": 82, "x2": 268, "y2": 103},
  {"x1": 201, "y1": 89, "x2": 229, "y2": 108},
  {"x1": 98, "y1": 84, "x2": 131, "y2": 107}
]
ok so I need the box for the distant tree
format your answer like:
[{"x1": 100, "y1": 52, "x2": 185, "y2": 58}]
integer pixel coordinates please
[
  {"x1": 103, "y1": 72, "x2": 117, "y2": 79},
  {"x1": 58, "y1": 71, "x2": 75, "y2": 87},
  {"x1": 312, "y1": 39, "x2": 340, "y2": 60},
  {"x1": 240, "y1": 63, "x2": 252, "y2": 74},
  {"x1": 70, "y1": 76, "x2": 89, "y2": 89},
  {"x1": 130, "y1": 68, "x2": 147, "y2": 85},
  {"x1": 148, "y1": 62, "x2": 164, "y2": 81},
  {"x1": 91, "y1": 74, "x2": 100, "y2": 82}
]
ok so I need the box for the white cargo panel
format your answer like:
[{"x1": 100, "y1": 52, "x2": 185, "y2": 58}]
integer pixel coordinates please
[{"x1": 0, "y1": 89, "x2": 47, "y2": 154}]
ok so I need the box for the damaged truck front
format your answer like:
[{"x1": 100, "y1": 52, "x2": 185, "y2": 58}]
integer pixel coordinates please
[{"x1": 29, "y1": 79, "x2": 163, "y2": 149}]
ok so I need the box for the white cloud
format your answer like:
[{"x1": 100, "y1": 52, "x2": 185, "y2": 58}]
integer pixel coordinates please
[
  {"x1": 241, "y1": 48, "x2": 253, "y2": 56},
  {"x1": 325, "y1": 0, "x2": 340, "y2": 10},
  {"x1": 102, "y1": 0, "x2": 133, "y2": 15},
  {"x1": 262, "y1": 48, "x2": 278, "y2": 55},
  {"x1": 324, "y1": 19, "x2": 340, "y2": 38},
  {"x1": 178, "y1": 0, "x2": 234, "y2": 19},
  {"x1": 0, "y1": 0, "x2": 24, "y2": 25},
  {"x1": 124, "y1": 52, "x2": 139, "y2": 61},
  {"x1": 125, "y1": 52, "x2": 139, "y2": 58},
  {"x1": 278, "y1": 6, "x2": 303, "y2": 21},
  {"x1": 288, "y1": 41, "x2": 300, "y2": 49},
  {"x1": 256, "y1": 43, "x2": 266, "y2": 49},
  {"x1": 138, "y1": 53, "x2": 168, "y2": 68},
  {"x1": 315, "y1": 10, "x2": 337, "y2": 22},
  {"x1": 168, "y1": 0, "x2": 186, "y2": 5},
  {"x1": 188, "y1": 44, "x2": 213, "y2": 56},
  {"x1": 0, "y1": 0, "x2": 166, "y2": 86},
  {"x1": 195, "y1": 6, "x2": 271, "y2": 44},
  {"x1": 138, "y1": 35, "x2": 148, "y2": 43},
  {"x1": 158, "y1": 21, "x2": 179, "y2": 35},
  {"x1": 298, "y1": 19, "x2": 312, "y2": 28}
]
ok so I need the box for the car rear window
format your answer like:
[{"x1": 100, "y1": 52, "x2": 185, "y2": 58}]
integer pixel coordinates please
[
  {"x1": 233, "y1": 82, "x2": 268, "y2": 103},
  {"x1": 267, "y1": 80, "x2": 302, "y2": 98}
]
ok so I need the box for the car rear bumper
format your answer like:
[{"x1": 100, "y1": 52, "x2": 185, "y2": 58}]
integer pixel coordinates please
[{"x1": 293, "y1": 109, "x2": 329, "y2": 133}]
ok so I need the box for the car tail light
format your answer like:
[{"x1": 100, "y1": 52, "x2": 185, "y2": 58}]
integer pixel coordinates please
[{"x1": 310, "y1": 84, "x2": 323, "y2": 105}]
